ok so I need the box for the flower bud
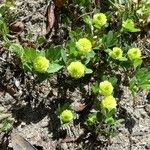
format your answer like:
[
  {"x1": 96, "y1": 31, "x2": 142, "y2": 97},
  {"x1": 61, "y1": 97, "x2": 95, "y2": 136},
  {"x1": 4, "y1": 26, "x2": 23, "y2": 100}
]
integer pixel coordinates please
[
  {"x1": 101, "y1": 95, "x2": 117, "y2": 111},
  {"x1": 33, "y1": 56, "x2": 49, "y2": 73},
  {"x1": 99, "y1": 81, "x2": 113, "y2": 96},
  {"x1": 67, "y1": 61, "x2": 85, "y2": 79},
  {"x1": 60, "y1": 109, "x2": 73, "y2": 124},
  {"x1": 109, "y1": 47, "x2": 123, "y2": 60},
  {"x1": 127, "y1": 48, "x2": 141, "y2": 60},
  {"x1": 76, "y1": 38, "x2": 92, "y2": 54},
  {"x1": 93, "y1": 13, "x2": 107, "y2": 28}
]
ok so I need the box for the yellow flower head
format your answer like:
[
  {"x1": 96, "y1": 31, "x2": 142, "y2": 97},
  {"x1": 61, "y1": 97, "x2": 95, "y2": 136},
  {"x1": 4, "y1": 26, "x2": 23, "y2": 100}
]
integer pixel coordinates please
[
  {"x1": 109, "y1": 47, "x2": 123, "y2": 60},
  {"x1": 99, "y1": 80, "x2": 113, "y2": 96},
  {"x1": 101, "y1": 95, "x2": 117, "y2": 111},
  {"x1": 33, "y1": 56, "x2": 49, "y2": 73},
  {"x1": 67, "y1": 61, "x2": 85, "y2": 79},
  {"x1": 60, "y1": 109, "x2": 73, "y2": 124},
  {"x1": 127, "y1": 48, "x2": 141, "y2": 60},
  {"x1": 93, "y1": 13, "x2": 107, "y2": 28},
  {"x1": 76, "y1": 38, "x2": 92, "y2": 54}
]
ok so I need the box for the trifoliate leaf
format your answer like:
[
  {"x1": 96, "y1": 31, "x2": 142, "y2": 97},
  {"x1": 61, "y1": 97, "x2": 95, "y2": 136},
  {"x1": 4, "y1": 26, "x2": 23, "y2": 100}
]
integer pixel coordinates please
[
  {"x1": 47, "y1": 63, "x2": 63, "y2": 73},
  {"x1": 9, "y1": 43, "x2": 24, "y2": 57}
]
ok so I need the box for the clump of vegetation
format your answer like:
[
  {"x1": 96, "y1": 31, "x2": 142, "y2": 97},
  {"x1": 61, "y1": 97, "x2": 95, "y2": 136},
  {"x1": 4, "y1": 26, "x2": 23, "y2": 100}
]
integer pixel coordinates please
[
  {"x1": 0, "y1": 107, "x2": 13, "y2": 133},
  {"x1": 0, "y1": 0, "x2": 150, "y2": 146}
]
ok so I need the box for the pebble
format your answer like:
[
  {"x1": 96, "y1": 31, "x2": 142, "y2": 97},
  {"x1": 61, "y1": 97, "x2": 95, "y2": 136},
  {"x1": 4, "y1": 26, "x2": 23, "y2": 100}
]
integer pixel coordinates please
[
  {"x1": 145, "y1": 144, "x2": 150, "y2": 149},
  {"x1": 144, "y1": 104, "x2": 150, "y2": 116}
]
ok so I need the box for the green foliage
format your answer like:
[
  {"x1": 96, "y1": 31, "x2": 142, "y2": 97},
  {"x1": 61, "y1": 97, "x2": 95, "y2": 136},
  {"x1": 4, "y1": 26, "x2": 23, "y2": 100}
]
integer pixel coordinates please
[
  {"x1": 129, "y1": 68, "x2": 150, "y2": 95},
  {"x1": 0, "y1": 0, "x2": 15, "y2": 41},
  {"x1": 0, "y1": 107, "x2": 13, "y2": 132},
  {"x1": 122, "y1": 19, "x2": 141, "y2": 32},
  {"x1": 9, "y1": 43, "x2": 24, "y2": 57},
  {"x1": 9, "y1": 44, "x2": 63, "y2": 75},
  {"x1": 102, "y1": 31, "x2": 118, "y2": 48},
  {"x1": 3, "y1": 0, "x2": 150, "y2": 141}
]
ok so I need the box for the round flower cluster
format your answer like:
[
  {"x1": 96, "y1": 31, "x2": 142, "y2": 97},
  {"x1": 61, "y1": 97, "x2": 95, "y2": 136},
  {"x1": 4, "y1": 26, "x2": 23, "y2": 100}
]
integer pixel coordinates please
[
  {"x1": 67, "y1": 61, "x2": 85, "y2": 79},
  {"x1": 93, "y1": 13, "x2": 107, "y2": 28},
  {"x1": 99, "y1": 80, "x2": 114, "y2": 96},
  {"x1": 101, "y1": 95, "x2": 117, "y2": 111},
  {"x1": 109, "y1": 47, "x2": 123, "y2": 60},
  {"x1": 33, "y1": 56, "x2": 49, "y2": 73},
  {"x1": 60, "y1": 109, "x2": 73, "y2": 124},
  {"x1": 127, "y1": 48, "x2": 141, "y2": 61},
  {"x1": 76, "y1": 38, "x2": 92, "y2": 55}
]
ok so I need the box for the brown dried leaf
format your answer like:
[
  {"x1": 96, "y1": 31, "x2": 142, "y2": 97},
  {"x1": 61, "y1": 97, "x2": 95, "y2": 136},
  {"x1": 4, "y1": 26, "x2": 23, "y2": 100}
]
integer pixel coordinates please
[
  {"x1": 62, "y1": 136, "x2": 75, "y2": 143},
  {"x1": 11, "y1": 133, "x2": 37, "y2": 150},
  {"x1": 73, "y1": 102, "x2": 87, "y2": 112},
  {"x1": 46, "y1": 2, "x2": 55, "y2": 35},
  {"x1": 22, "y1": 41, "x2": 37, "y2": 49},
  {"x1": 10, "y1": 21, "x2": 24, "y2": 34},
  {"x1": 54, "y1": 0, "x2": 65, "y2": 8}
]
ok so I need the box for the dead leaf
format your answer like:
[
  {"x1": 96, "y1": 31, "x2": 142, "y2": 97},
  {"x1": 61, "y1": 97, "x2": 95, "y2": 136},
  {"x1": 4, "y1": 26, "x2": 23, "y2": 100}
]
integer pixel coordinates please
[
  {"x1": 22, "y1": 41, "x2": 37, "y2": 49},
  {"x1": 18, "y1": 36, "x2": 37, "y2": 49},
  {"x1": 10, "y1": 21, "x2": 24, "y2": 34},
  {"x1": 62, "y1": 136, "x2": 75, "y2": 143},
  {"x1": 73, "y1": 102, "x2": 87, "y2": 112},
  {"x1": 11, "y1": 133, "x2": 37, "y2": 150},
  {"x1": 46, "y1": 2, "x2": 55, "y2": 35},
  {"x1": 54, "y1": 0, "x2": 65, "y2": 8}
]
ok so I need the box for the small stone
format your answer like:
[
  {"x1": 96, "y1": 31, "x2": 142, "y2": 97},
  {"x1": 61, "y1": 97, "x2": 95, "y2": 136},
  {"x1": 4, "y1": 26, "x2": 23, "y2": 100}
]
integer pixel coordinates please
[
  {"x1": 145, "y1": 144, "x2": 150, "y2": 149},
  {"x1": 40, "y1": 121, "x2": 48, "y2": 128},
  {"x1": 144, "y1": 104, "x2": 150, "y2": 116},
  {"x1": 61, "y1": 143, "x2": 68, "y2": 150}
]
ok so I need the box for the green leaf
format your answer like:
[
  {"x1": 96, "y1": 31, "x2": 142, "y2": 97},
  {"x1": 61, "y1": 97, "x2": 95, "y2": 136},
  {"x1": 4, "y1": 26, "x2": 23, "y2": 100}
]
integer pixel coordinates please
[
  {"x1": 61, "y1": 49, "x2": 67, "y2": 64},
  {"x1": 92, "y1": 82, "x2": 99, "y2": 94},
  {"x1": 9, "y1": 43, "x2": 24, "y2": 57},
  {"x1": 85, "y1": 68, "x2": 93, "y2": 74},
  {"x1": 105, "y1": 117, "x2": 115, "y2": 125},
  {"x1": 0, "y1": 19, "x2": 8, "y2": 35},
  {"x1": 84, "y1": 51, "x2": 95, "y2": 64},
  {"x1": 22, "y1": 62, "x2": 33, "y2": 72},
  {"x1": 66, "y1": 40, "x2": 78, "y2": 56},
  {"x1": 36, "y1": 35, "x2": 46, "y2": 46},
  {"x1": 22, "y1": 48, "x2": 39, "y2": 62},
  {"x1": 2, "y1": 119, "x2": 13, "y2": 132},
  {"x1": 45, "y1": 47, "x2": 61, "y2": 62},
  {"x1": 136, "y1": 68, "x2": 150, "y2": 83},
  {"x1": 102, "y1": 31, "x2": 118, "y2": 48},
  {"x1": 109, "y1": 76, "x2": 118, "y2": 86},
  {"x1": 136, "y1": 68, "x2": 150, "y2": 90},
  {"x1": 83, "y1": 15, "x2": 92, "y2": 25},
  {"x1": 130, "y1": 68, "x2": 150, "y2": 92},
  {"x1": 133, "y1": 59, "x2": 142, "y2": 68},
  {"x1": 129, "y1": 77, "x2": 138, "y2": 95},
  {"x1": 47, "y1": 63, "x2": 63, "y2": 74},
  {"x1": 57, "y1": 103, "x2": 71, "y2": 115},
  {"x1": 122, "y1": 19, "x2": 141, "y2": 32},
  {"x1": 118, "y1": 57, "x2": 128, "y2": 61},
  {"x1": 140, "y1": 84, "x2": 150, "y2": 90}
]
